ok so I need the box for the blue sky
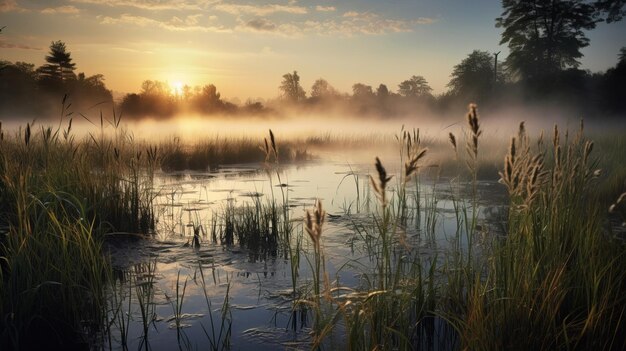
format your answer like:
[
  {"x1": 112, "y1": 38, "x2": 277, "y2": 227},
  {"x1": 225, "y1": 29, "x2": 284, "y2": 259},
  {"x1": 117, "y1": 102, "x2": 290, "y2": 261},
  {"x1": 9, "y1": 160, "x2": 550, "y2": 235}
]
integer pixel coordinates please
[{"x1": 1, "y1": 0, "x2": 624, "y2": 99}]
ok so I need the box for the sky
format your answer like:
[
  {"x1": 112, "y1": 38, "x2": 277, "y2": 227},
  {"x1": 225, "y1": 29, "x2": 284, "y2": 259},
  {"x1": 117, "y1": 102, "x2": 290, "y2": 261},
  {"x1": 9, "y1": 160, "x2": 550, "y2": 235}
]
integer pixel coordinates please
[{"x1": 1, "y1": 0, "x2": 625, "y2": 101}]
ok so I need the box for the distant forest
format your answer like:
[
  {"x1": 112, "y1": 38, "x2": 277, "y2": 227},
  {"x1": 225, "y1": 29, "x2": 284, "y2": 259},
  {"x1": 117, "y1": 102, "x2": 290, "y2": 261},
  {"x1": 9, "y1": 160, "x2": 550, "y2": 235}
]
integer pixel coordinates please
[{"x1": 1, "y1": 1, "x2": 625, "y2": 120}]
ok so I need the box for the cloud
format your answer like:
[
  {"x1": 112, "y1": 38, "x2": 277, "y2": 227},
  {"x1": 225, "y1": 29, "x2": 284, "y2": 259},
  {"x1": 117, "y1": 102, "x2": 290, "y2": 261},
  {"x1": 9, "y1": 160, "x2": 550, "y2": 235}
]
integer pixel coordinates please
[
  {"x1": 240, "y1": 12, "x2": 436, "y2": 37},
  {"x1": 0, "y1": 0, "x2": 28, "y2": 13},
  {"x1": 331, "y1": 11, "x2": 435, "y2": 35},
  {"x1": 0, "y1": 39, "x2": 41, "y2": 50},
  {"x1": 245, "y1": 18, "x2": 276, "y2": 31},
  {"x1": 98, "y1": 6, "x2": 434, "y2": 37},
  {"x1": 100, "y1": 13, "x2": 232, "y2": 33},
  {"x1": 214, "y1": 3, "x2": 307, "y2": 16},
  {"x1": 111, "y1": 46, "x2": 154, "y2": 54},
  {"x1": 315, "y1": 5, "x2": 335, "y2": 12},
  {"x1": 41, "y1": 6, "x2": 81, "y2": 14},
  {"x1": 70, "y1": 0, "x2": 212, "y2": 11}
]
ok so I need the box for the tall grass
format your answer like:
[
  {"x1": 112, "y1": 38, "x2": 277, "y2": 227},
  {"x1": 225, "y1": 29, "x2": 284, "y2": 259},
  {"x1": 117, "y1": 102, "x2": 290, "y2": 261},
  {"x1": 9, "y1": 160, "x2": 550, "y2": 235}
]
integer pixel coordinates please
[
  {"x1": 0, "y1": 109, "x2": 158, "y2": 348},
  {"x1": 1, "y1": 102, "x2": 625, "y2": 349},
  {"x1": 305, "y1": 106, "x2": 626, "y2": 350},
  {"x1": 449, "y1": 120, "x2": 626, "y2": 349},
  {"x1": 160, "y1": 135, "x2": 311, "y2": 171}
]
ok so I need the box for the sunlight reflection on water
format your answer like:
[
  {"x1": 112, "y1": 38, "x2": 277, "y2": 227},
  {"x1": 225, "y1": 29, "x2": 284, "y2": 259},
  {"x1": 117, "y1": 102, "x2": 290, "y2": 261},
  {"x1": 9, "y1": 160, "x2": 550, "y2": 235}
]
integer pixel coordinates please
[{"x1": 104, "y1": 161, "x2": 507, "y2": 350}]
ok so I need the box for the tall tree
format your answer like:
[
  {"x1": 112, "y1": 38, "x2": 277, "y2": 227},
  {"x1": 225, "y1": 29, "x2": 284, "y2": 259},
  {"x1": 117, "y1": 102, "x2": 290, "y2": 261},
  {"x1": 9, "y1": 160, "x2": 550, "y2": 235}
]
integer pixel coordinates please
[
  {"x1": 196, "y1": 84, "x2": 223, "y2": 112},
  {"x1": 594, "y1": 0, "x2": 626, "y2": 22},
  {"x1": 37, "y1": 40, "x2": 76, "y2": 81},
  {"x1": 376, "y1": 84, "x2": 390, "y2": 98},
  {"x1": 352, "y1": 83, "x2": 374, "y2": 99},
  {"x1": 448, "y1": 50, "x2": 499, "y2": 102},
  {"x1": 280, "y1": 71, "x2": 306, "y2": 102},
  {"x1": 496, "y1": 1, "x2": 599, "y2": 81},
  {"x1": 310, "y1": 78, "x2": 337, "y2": 98},
  {"x1": 398, "y1": 75, "x2": 432, "y2": 97}
]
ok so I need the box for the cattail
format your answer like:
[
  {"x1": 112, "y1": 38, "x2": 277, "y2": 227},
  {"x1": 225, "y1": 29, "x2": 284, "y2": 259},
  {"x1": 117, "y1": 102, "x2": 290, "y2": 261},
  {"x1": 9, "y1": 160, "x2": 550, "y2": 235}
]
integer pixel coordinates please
[
  {"x1": 553, "y1": 125, "x2": 559, "y2": 149},
  {"x1": 509, "y1": 137, "x2": 516, "y2": 165},
  {"x1": 371, "y1": 157, "x2": 393, "y2": 206},
  {"x1": 25, "y1": 123, "x2": 31, "y2": 146},
  {"x1": 518, "y1": 121, "x2": 526, "y2": 146},
  {"x1": 448, "y1": 132, "x2": 457, "y2": 153},
  {"x1": 466, "y1": 104, "x2": 481, "y2": 160},
  {"x1": 305, "y1": 200, "x2": 326, "y2": 249},
  {"x1": 269, "y1": 129, "x2": 277, "y2": 159}
]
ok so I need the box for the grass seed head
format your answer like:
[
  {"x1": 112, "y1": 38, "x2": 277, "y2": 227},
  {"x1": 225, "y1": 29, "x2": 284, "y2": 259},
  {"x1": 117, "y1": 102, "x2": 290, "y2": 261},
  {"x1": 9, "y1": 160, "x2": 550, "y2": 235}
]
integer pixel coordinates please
[
  {"x1": 371, "y1": 157, "x2": 393, "y2": 205},
  {"x1": 448, "y1": 132, "x2": 457, "y2": 152},
  {"x1": 305, "y1": 200, "x2": 326, "y2": 249}
]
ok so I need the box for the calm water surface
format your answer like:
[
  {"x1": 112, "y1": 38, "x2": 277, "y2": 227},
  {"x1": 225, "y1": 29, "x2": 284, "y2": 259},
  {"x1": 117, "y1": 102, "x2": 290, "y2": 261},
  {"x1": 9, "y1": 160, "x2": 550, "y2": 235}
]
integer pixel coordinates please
[{"x1": 103, "y1": 160, "x2": 508, "y2": 350}]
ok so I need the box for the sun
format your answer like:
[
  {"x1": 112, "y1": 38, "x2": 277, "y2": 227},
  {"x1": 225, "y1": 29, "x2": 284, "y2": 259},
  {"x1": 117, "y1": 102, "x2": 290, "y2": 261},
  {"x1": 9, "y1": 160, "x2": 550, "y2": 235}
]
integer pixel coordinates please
[{"x1": 172, "y1": 81, "x2": 184, "y2": 95}]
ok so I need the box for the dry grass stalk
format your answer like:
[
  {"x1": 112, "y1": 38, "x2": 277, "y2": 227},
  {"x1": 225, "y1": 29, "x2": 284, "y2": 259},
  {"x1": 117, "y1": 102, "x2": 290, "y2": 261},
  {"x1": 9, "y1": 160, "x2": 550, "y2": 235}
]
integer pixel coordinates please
[
  {"x1": 466, "y1": 103, "x2": 481, "y2": 161},
  {"x1": 261, "y1": 129, "x2": 279, "y2": 163},
  {"x1": 305, "y1": 200, "x2": 326, "y2": 250},
  {"x1": 402, "y1": 129, "x2": 427, "y2": 183},
  {"x1": 449, "y1": 132, "x2": 457, "y2": 155},
  {"x1": 370, "y1": 157, "x2": 393, "y2": 207}
]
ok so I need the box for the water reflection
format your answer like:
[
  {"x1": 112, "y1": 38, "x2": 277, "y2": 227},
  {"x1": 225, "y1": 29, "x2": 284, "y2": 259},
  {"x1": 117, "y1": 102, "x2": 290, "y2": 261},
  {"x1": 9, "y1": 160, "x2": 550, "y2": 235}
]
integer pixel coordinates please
[{"x1": 103, "y1": 161, "x2": 508, "y2": 350}]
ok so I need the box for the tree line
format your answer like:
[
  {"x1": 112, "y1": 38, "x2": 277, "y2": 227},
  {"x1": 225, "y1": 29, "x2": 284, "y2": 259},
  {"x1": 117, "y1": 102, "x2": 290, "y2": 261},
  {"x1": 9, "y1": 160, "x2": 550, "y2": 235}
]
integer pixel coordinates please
[
  {"x1": 0, "y1": 40, "x2": 112, "y2": 118},
  {"x1": 1, "y1": 0, "x2": 624, "y2": 119}
]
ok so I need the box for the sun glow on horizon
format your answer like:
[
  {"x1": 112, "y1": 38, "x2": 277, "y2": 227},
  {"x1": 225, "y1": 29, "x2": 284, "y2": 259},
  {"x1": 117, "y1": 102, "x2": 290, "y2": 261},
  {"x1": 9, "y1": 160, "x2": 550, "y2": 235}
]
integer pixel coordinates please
[{"x1": 172, "y1": 81, "x2": 184, "y2": 96}]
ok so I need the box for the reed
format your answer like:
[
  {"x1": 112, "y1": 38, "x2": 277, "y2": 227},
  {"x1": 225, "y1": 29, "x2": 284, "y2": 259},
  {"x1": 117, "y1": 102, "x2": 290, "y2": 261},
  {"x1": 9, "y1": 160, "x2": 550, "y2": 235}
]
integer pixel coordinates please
[
  {"x1": 0, "y1": 109, "x2": 157, "y2": 348},
  {"x1": 447, "y1": 118, "x2": 626, "y2": 349}
]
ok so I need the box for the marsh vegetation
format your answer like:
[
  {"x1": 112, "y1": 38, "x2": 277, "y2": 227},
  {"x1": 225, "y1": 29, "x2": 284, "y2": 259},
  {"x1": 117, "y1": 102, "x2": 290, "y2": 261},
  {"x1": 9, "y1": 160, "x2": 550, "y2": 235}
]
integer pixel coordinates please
[{"x1": 0, "y1": 103, "x2": 625, "y2": 350}]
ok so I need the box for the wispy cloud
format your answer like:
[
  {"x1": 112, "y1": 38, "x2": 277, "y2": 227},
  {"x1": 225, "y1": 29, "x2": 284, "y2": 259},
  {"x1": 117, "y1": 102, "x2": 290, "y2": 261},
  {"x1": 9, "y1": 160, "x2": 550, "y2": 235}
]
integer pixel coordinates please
[
  {"x1": 0, "y1": 39, "x2": 41, "y2": 50},
  {"x1": 41, "y1": 5, "x2": 81, "y2": 14},
  {"x1": 100, "y1": 13, "x2": 231, "y2": 33},
  {"x1": 97, "y1": 5, "x2": 434, "y2": 38},
  {"x1": 241, "y1": 11, "x2": 436, "y2": 37},
  {"x1": 315, "y1": 5, "x2": 335, "y2": 12},
  {"x1": 214, "y1": 3, "x2": 307, "y2": 16},
  {"x1": 245, "y1": 18, "x2": 277, "y2": 31},
  {"x1": 0, "y1": 0, "x2": 28, "y2": 13},
  {"x1": 111, "y1": 46, "x2": 154, "y2": 54},
  {"x1": 70, "y1": 0, "x2": 212, "y2": 11}
]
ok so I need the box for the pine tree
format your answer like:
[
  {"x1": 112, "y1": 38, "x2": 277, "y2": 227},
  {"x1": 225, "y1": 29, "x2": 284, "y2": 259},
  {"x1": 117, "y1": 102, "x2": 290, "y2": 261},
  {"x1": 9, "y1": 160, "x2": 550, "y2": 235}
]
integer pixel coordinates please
[{"x1": 37, "y1": 40, "x2": 76, "y2": 82}]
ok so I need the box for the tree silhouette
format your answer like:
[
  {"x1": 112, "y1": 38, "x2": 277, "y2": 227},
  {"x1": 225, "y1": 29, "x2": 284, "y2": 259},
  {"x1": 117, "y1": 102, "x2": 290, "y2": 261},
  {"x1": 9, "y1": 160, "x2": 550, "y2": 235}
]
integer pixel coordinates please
[
  {"x1": 310, "y1": 78, "x2": 337, "y2": 98},
  {"x1": 594, "y1": 0, "x2": 626, "y2": 22},
  {"x1": 352, "y1": 83, "x2": 374, "y2": 99},
  {"x1": 376, "y1": 84, "x2": 389, "y2": 99},
  {"x1": 195, "y1": 84, "x2": 223, "y2": 112},
  {"x1": 37, "y1": 40, "x2": 76, "y2": 82},
  {"x1": 279, "y1": 71, "x2": 306, "y2": 102},
  {"x1": 448, "y1": 50, "x2": 499, "y2": 102},
  {"x1": 602, "y1": 47, "x2": 626, "y2": 113},
  {"x1": 398, "y1": 75, "x2": 432, "y2": 97},
  {"x1": 496, "y1": 1, "x2": 599, "y2": 81}
]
